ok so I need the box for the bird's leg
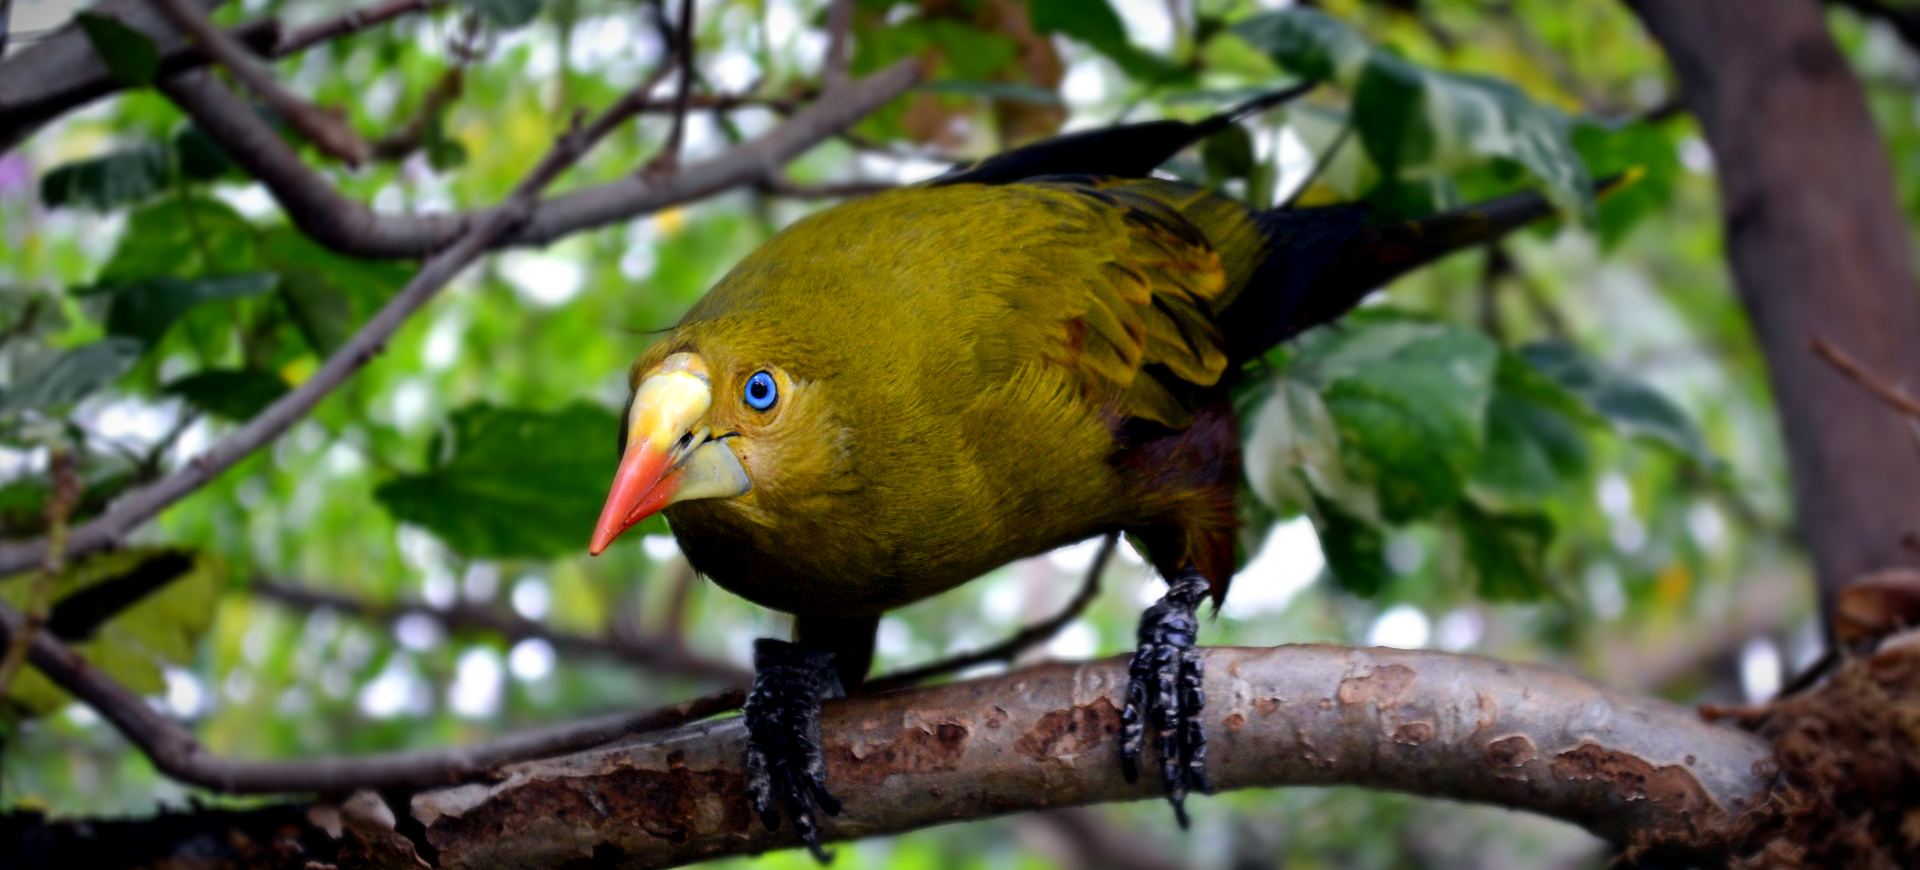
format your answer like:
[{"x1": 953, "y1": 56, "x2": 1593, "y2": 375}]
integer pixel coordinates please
[
  {"x1": 744, "y1": 638, "x2": 843, "y2": 862},
  {"x1": 1120, "y1": 567, "x2": 1213, "y2": 828}
]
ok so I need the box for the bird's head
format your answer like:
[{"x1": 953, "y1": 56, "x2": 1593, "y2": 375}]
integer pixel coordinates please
[{"x1": 587, "y1": 347, "x2": 796, "y2": 555}]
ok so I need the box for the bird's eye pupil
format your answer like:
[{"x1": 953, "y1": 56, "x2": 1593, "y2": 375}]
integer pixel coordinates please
[{"x1": 744, "y1": 371, "x2": 777, "y2": 410}]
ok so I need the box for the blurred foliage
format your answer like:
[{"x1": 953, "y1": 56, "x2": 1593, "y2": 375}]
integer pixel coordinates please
[{"x1": 6, "y1": 0, "x2": 1902, "y2": 865}]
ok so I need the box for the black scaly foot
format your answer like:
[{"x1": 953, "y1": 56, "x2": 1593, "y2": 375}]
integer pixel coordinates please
[
  {"x1": 1120, "y1": 568, "x2": 1213, "y2": 829},
  {"x1": 744, "y1": 639, "x2": 843, "y2": 862}
]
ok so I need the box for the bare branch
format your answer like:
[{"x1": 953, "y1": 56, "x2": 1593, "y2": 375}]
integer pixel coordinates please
[
  {"x1": 650, "y1": 0, "x2": 697, "y2": 175},
  {"x1": 252, "y1": 578, "x2": 750, "y2": 685},
  {"x1": 150, "y1": 0, "x2": 371, "y2": 164},
  {"x1": 0, "y1": 0, "x2": 230, "y2": 153},
  {"x1": 0, "y1": 449, "x2": 76, "y2": 698},
  {"x1": 276, "y1": 0, "x2": 437, "y2": 56},
  {"x1": 154, "y1": 58, "x2": 922, "y2": 259},
  {"x1": 1, "y1": 0, "x2": 435, "y2": 155},
  {"x1": 411, "y1": 646, "x2": 1771, "y2": 868},
  {"x1": 0, "y1": 594, "x2": 743, "y2": 792},
  {"x1": 1810, "y1": 335, "x2": 1920, "y2": 420},
  {"x1": 867, "y1": 533, "x2": 1112, "y2": 693},
  {"x1": 0, "y1": 60, "x2": 919, "y2": 579},
  {"x1": 823, "y1": 0, "x2": 853, "y2": 89}
]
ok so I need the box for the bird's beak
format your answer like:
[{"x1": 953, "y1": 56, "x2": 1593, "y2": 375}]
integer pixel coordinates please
[{"x1": 588, "y1": 354, "x2": 751, "y2": 556}]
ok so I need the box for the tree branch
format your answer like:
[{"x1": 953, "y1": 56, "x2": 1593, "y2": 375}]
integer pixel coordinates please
[
  {"x1": 275, "y1": 0, "x2": 436, "y2": 56},
  {"x1": 152, "y1": 58, "x2": 921, "y2": 259},
  {"x1": 0, "y1": 60, "x2": 918, "y2": 579},
  {"x1": 823, "y1": 0, "x2": 853, "y2": 89},
  {"x1": 866, "y1": 533, "x2": 1112, "y2": 693},
  {"x1": 1810, "y1": 335, "x2": 1920, "y2": 420},
  {"x1": 0, "y1": 0, "x2": 423, "y2": 154},
  {"x1": 408, "y1": 646, "x2": 1770, "y2": 869},
  {"x1": 150, "y1": 0, "x2": 371, "y2": 165},
  {"x1": 0, "y1": 592, "x2": 744, "y2": 792},
  {"x1": 1625, "y1": 0, "x2": 1920, "y2": 620},
  {"x1": 251, "y1": 578, "x2": 751, "y2": 685}
]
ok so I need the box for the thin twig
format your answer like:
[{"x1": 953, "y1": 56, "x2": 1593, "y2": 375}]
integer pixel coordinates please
[
  {"x1": 650, "y1": 0, "x2": 697, "y2": 175},
  {"x1": 1810, "y1": 335, "x2": 1920, "y2": 420},
  {"x1": 367, "y1": 66, "x2": 464, "y2": 162},
  {"x1": 0, "y1": 63, "x2": 709, "y2": 580},
  {"x1": 823, "y1": 0, "x2": 853, "y2": 90},
  {"x1": 252, "y1": 578, "x2": 749, "y2": 684},
  {"x1": 868, "y1": 533, "x2": 1115, "y2": 693},
  {"x1": 147, "y1": 57, "x2": 922, "y2": 258},
  {"x1": 275, "y1": 0, "x2": 439, "y2": 56},
  {"x1": 0, "y1": 449, "x2": 76, "y2": 698},
  {"x1": 0, "y1": 595, "x2": 741, "y2": 792},
  {"x1": 1280, "y1": 122, "x2": 1351, "y2": 210},
  {"x1": 150, "y1": 0, "x2": 372, "y2": 165},
  {"x1": 3, "y1": 533, "x2": 1119, "y2": 795}
]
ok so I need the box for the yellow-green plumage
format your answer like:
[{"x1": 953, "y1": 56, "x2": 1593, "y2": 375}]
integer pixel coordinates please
[{"x1": 629, "y1": 179, "x2": 1265, "y2": 616}]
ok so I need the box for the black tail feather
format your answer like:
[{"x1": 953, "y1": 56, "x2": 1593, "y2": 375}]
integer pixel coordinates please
[{"x1": 931, "y1": 83, "x2": 1317, "y2": 187}]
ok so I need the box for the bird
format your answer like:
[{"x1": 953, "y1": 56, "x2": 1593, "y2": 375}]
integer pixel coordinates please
[{"x1": 587, "y1": 86, "x2": 1593, "y2": 860}]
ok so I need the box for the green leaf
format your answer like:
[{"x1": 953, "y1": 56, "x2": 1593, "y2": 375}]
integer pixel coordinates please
[
  {"x1": 1455, "y1": 503, "x2": 1554, "y2": 601},
  {"x1": 76, "y1": 12, "x2": 160, "y2": 87},
  {"x1": 1298, "y1": 320, "x2": 1499, "y2": 522},
  {"x1": 1234, "y1": 8, "x2": 1592, "y2": 220},
  {"x1": 374, "y1": 402, "x2": 626, "y2": 559},
  {"x1": 3, "y1": 548, "x2": 223, "y2": 718},
  {"x1": 99, "y1": 196, "x2": 258, "y2": 284},
  {"x1": 1354, "y1": 56, "x2": 1591, "y2": 220},
  {"x1": 424, "y1": 116, "x2": 468, "y2": 172},
  {"x1": 173, "y1": 125, "x2": 238, "y2": 182},
  {"x1": 1472, "y1": 393, "x2": 1590, "y2": 508},
  {"x1": 0, "y1": 338, "x2": 144, "y2": 415},
  {"x1": 85, "y1": 273, "x2": 279, "y2": 347},
  {"x1": 1230, "y1": 9, "x2": 1372, "y2": 86},
  {"x1": 263, "y1": 228, "x2": 411, "y2": 355},
  {"x1": 457, "y1": 0, "x2": 542, "y2": 28},
  {"x1": 1311, "y1": 490, "x2": 1387, "y2": 597},
  {"x1": 162, "y1": 368, "x2": 290, "y2": 421},
  {"x1": 1030, "y1": 0, "x2": 1128, "y2": 52},
  {"x1": 1571, "y1": 120, "x2": 1680, "y2": 249},
  {"x1": 1470, "y1": 353, "x2": 1594, "y2": 508},
  {"x1": 1244, "y1": 376, "x2": 1373, "y2": 519},
  {"x1": 1517, "y1": 340, "x2": 1717, "y2": 469},
  {"x1": 1202, "y1": 124, "x2": 1257, "y2": 185},
  {"x1": 39, "y1": 144, "x2": 170, "y2": 212},
  {"x1": 1029, "y1": 0, "x2": 1181, "y2": 82}
]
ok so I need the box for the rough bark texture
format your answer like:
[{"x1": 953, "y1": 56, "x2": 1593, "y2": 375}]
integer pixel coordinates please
[
  {"x1": 398, "y1": 646, "x2": 1768, "y2": 869},
  {"x1": 1626, "y1": 0, "x2": 1920, "y2": 613}
]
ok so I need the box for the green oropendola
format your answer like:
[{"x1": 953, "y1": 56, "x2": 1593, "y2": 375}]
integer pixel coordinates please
[{"x1": 588, "y1": 87, "x2": 1590, "y2": 858}]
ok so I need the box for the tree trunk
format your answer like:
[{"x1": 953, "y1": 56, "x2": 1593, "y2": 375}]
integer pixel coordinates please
[{"x1": 1626, "y1": 0, "x2": 1920, "y2": 618}]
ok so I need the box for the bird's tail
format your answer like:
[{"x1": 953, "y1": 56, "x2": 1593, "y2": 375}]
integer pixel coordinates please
[{"x1": 1223, "y1": 175, "x2": 1634, "y2": 362}]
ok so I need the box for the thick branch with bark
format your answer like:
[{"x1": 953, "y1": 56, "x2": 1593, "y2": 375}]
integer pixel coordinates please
[
  {"x1": 404, "y1": 646, "x2": 1769, "y2": 869},
  {"x1": 1624, "y1": 0, "x2": 1920, "y2": 617}
]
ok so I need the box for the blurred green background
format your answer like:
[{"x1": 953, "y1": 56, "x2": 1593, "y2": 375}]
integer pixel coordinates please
[{"x1": 6, "y1": 0, "x2": 1910, "y2": 866}]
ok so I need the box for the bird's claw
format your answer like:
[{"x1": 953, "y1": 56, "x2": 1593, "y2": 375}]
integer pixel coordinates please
[
  {"x1": 744, "y1": 639, "x2": 843, "y2": 862},
  {"x1": 1121, "y1": 568, "x2": 1213, "y2": 829}
]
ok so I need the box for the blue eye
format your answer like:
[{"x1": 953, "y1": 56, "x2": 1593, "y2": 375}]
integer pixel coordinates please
[{"x1": 744, "y1": 371, "x2": 777, "y2": 411}]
